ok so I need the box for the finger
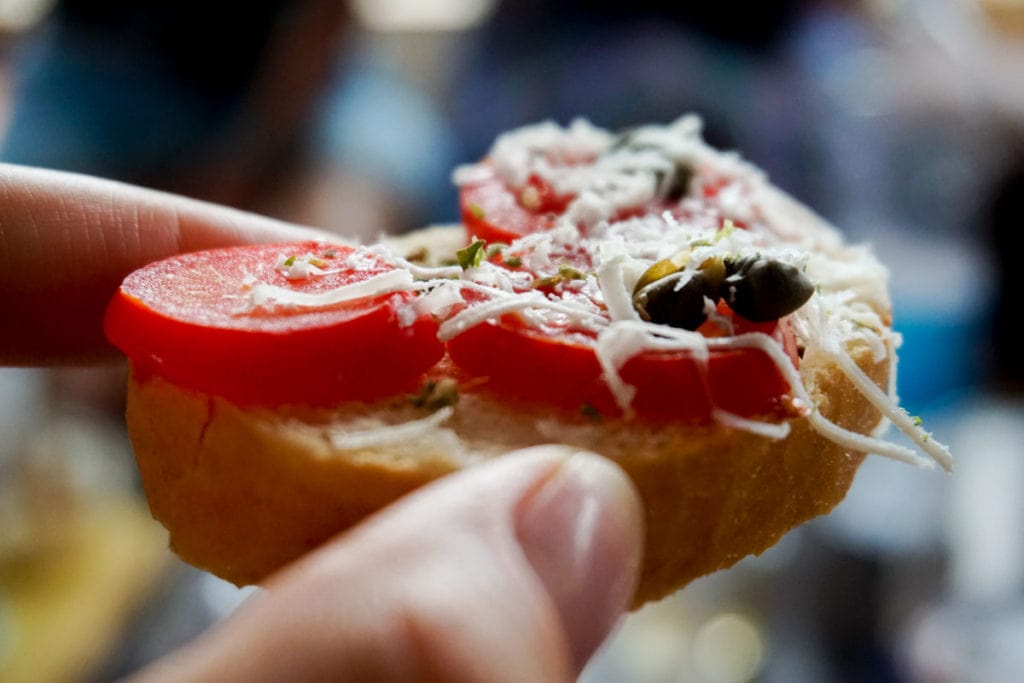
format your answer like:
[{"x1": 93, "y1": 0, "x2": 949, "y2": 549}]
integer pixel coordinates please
[
  {"x1": 0, "y1": 163, "x2": 336, "y2": 364},
  {"x1": 133, "y1": 447, "x2": 644, "y2": 683}
]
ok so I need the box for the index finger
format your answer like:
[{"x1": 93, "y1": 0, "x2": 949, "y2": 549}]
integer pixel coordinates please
[{"x1": 0, "y1": 163, "x2": 338, "y2": 365}]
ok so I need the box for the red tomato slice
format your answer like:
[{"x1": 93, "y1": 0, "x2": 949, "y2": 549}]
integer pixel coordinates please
[
  {"x1": 446, "y1": 315, "x2": 796, "y2": 423},
  {"x1": 104, "y1": 242, "x2": 443, "y2": 406},
  {"x1": 461, "y1": 168, "x2": 559, "y2": 244},
  {"x1": 459, "y1": 164, "x2": 743, "y2": 244}
]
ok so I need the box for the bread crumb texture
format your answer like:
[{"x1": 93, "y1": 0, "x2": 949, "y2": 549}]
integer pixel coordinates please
[{"x1": 126, "y1": 340, "x2": 884, "y2": 606}]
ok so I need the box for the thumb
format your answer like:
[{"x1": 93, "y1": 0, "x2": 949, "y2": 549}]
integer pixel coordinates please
[{"x1": 133, "y1": 446, "x2": 644, "y2": 683}]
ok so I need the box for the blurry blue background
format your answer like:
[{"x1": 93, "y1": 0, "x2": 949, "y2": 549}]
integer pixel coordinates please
[{"x1": 0, "y1": 0, "x2": 1022, "y2": 681}]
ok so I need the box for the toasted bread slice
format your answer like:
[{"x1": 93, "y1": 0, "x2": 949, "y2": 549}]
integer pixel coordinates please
[{"x1": 126, "y1": 325, "x2": 885, "y2": 606}]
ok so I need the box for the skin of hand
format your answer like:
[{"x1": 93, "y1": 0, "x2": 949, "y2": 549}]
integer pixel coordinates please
[
  {"x1": 0, "y1": 163, "x2": 334, "y2": 364},
  {"x1": 0, "y1": 163, "x2": 645, "y2": 681},
  {"x1": 134, "y1": 446, "x2": 643, "y2": 682}
]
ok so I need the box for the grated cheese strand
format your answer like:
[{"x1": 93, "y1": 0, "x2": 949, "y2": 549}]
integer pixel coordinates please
[
  {"x1": 807, "y1": 411, "x2": 936, "y2": 469},
  {"x1": 831, "y1": 348, "x2": 953, "y2": 471},
  {"x1": 438, "y1": 291, "x2": 548, "y2": 341},
  {"x1": 713, "y1": 409, "x2": 792, "y2": 440},
  {"x1": 436, "y1": 116, "x2": 951, "y2": 467},
  {"x1": 596, "y1": 253, "x2": 642, "y2": 322},
  {"x1": 328, "y1": 407, "x2": 455, "y2": 450},
  {"x1": 245, "y1": 269, "x2": 414, "y2": 311},
  {"x1": 725, "y1": 330, "x2": 939, "y2": 468},
  {"x1": 370, "y1": 246, "x2": 464, "y2": 280}
]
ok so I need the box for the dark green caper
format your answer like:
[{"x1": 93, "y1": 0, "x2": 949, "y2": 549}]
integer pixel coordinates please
[
  {"x1": 722, "y1": 257, "x2": 815, "y2": 322},
  {"x1": 608, "y1": 130, "x2": 693, "y2": 201},
  {"x1": 608, "y1": 128, "x2": 642, "y2": 151},
  {"x1": 634, "y1": 269, "x2": 720, "y2": 331},
  {"x1": 661, "y1": 162, "x2": 693, "y2": 202},
  {"x1": 633, "y1": 258, "x2": 683, "y2": 296}
]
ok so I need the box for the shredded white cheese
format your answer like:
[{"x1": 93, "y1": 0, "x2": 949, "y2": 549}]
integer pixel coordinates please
[
  {"x1": 449, "y1": 116, "x2": 950, "y2": 469},
  {"x1": 258, "y1": 116, "x2": 950, "y2": 471},
  {"x1": 244, "y1": 269, "x2": 414, "y2": 312},
  {"x1": 328, "y1": 407, "x2": 455, "y2": 450},
  {"x1": 713, "y1": 410, "x2": 792, "y2": 440},
  {"x1": 275, "y1": 253, "x2": 331, "y2": 279},
  {"x1": 596, "y1": 253, "x2": 641, "y2": 323}
]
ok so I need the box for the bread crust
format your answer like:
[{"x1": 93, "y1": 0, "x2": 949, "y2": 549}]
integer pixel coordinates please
[
  {"x1": 126, "y1": 333, "x2": 885, "y2": 606},
  {"x1": 114, "y1": 112, "x2": 930, "y2": 606}
]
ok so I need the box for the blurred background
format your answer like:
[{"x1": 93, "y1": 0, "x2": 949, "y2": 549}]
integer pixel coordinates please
[{"x1": 0, "y1": 0, "x2": 1022, "y2": 680}]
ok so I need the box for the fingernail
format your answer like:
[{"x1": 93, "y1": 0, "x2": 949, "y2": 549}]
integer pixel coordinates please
[{"x1": 514, "y1": 451, "x2": 644, "y2": 673}]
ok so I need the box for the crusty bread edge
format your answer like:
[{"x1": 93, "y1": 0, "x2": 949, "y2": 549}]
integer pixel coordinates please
[{"x1": 125, "y1": 226, "x2": 887, "y2": 607}]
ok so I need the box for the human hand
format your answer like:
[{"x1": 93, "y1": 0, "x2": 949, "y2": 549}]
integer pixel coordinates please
[
  {"x1": 0, "y1": 164, "x2": 645, "y2": 681},
  {"x1": 0, "y1": 163, "x2": 332, "y2": 364},
  {"x1": 133, "y1": 446, "x2": 643, "y2": 682}
]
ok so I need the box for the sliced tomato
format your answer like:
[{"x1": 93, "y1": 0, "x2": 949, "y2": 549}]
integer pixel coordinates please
[
  {"x1": 460, "y1": 167, "x2": 563, "y2": 243},
  {"x1": 104, "y1": 242, "x2": 443, "y2": 406},
  {"x1": 446, "y1": 315, "x2": 796, "y2": 423},
  {"x1": 460, "y1": 164, "x2": 746, "y2": 244},
  {"x1": 460, "y1": 169, "x2": 637, "y2": 244},
  {"x1": 447, "y1": 319, "x2": 615, "y2": 412},
  {"x1": 699, "y1": 300, "x2": 802, "y2": 368}
]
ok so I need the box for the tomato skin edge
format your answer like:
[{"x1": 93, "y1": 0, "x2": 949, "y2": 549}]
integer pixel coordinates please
[
  {"x1": 106, "y1": 289, "x2": 444, "y2": 407},
  {"x1": 103, "y1": 242, "x2": 447, "y2": 408},
  {"x1": 104, "y1": 235, "x2": 800, "y2": 420},
  {"x1": 459, "y1": 167, "x2": 560, "y2": 244},
  {"x1": 446, "y1": 319, "x2": 796, "y2": 424}
]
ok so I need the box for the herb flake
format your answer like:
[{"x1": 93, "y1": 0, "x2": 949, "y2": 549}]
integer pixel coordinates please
[
  {"x1": 409, "y1": 378, "x2": 460, "y2": 410},
  {"x1": 558, "y1": 265, "x2": 587, "y2": 280},
  {"x1": 456, "y1": 240, "x2": 487, "y2": 269}
]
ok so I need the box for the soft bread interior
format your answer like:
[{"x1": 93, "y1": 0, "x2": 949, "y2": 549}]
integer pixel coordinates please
[{"x1": 126, "y1": 329, "x2": 886, "y2": 606}]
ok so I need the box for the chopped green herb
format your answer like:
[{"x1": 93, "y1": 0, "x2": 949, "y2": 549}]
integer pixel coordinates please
[
  {"x1": 503, "y1": 256, "x2": 523, "y2": 268},
  {"x1": 408, "y1": 378, "x2": 460, "y2": 410},
  {"x1": 558, "y1": 264, "x2": 587, "y2": 280},
  {"x1": 714, "y1": 220, "x2": 738, "y2": 241},
  {"x1": 689, "y1": 239, "x2": 712, "y2": 248},
  {"x1": 530, "y1": 274, "x2": 563, "y2": 288},
  {"x1": 913, "y1": 415, "x2": 923, "y2": 427},
  {"x1": 468, "y1": 203, "x2": 486, "y2": 220},
  {"x1": 283, "y1": 255, "x2": 297, "y2": 267},
  {"x1": 456, "y1": 240, "x2": 487, "y2": 269}
]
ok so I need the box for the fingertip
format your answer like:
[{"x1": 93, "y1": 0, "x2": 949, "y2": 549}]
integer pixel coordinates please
[
  {"x1": 514, "y1": 449, "x2": 644, "y2": 674},
  {"x1": 133, "y1": 446, "x2": 646, "y2": 683}
]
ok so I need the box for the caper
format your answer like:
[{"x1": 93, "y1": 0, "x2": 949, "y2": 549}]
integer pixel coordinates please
[
  {"x1": 632, "y1": 256, "x2": 727, "y2": 330},
  {"x1": 634, "y1": 269, "x2": 720, "y2": 331},
  {"x1": 722, "y1": 257, "x2": 815, "y2": 322},
  {"x1": 608, "y1": 128, "x2": 643, "y2": 151},
  {"x1": 608, "y1": 130, "x2": 693, "y2": 201},
  {"x1": 662, "y1": 162, "x2": 693, "y2": 201},
  {"x1": 698, "y1": 256, "x2": 726, "y2": 288},
  {"x1": 633, "y1": 258, "x2": 683, "y2": 296}
]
